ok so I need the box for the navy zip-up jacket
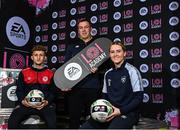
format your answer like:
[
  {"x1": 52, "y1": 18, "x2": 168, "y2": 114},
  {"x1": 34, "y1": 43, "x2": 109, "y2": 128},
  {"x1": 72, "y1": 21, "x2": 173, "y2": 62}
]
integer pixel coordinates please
[
  {"x1": 16, "y1": 66, "x2": 55, "y2": 105},
  {"x1": 65, "y1": 38, "x2": 100, "y2": 89},
  {"x1": 102, "y1": 61, "x2": 143, "y2": 115}
]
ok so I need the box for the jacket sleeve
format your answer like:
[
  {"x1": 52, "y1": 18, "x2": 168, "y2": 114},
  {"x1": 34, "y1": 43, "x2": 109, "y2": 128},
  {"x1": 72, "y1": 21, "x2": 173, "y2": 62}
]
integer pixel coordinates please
[
  {"x1": 120, "y1": 91, "x2": 143, "y2": 114},
  {"x1": 120, "y1": 67, "x2": 144, "y2": 114},
  {"x1": 64, "y1": 44, "x2": 73, "y2": 62},
  {"x1": 16, "y1": 71, "x2": 25, "y2": 104}
]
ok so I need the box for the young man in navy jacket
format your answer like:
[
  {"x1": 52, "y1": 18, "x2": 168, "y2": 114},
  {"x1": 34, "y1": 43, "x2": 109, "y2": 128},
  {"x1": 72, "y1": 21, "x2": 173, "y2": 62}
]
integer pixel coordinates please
[{"x1": 63, "y1": 19, "x2": 100, "y2": 128}]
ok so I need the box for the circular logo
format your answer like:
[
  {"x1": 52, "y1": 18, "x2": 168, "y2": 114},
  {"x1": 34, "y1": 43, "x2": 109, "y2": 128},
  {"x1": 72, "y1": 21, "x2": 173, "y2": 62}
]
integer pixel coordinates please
[
  {"x1": 169, "y1": 47, "x2": 179, "y2": 57},
  {"x1": 113, "y1": 0, "x2": 121, "y2": 7},
  {"x1": 70, "y1": 19, "x2": 77, "y2": 27},
  {"x1": 70, "y1": 8, "x2": 77, "y2": 15},
  {"x1": 51, "y1": 45, "x2": 58, "y2": 52},
  {"x1": 91, "y1": 3, "x2": 98, "y2": 11},
  {"x1": 42, "y1": 76, "x2": 48, "y2": 82},
  {"x1": 139, "y1": 21, "x2": 148, "y2": 30},
  {"x1": 91, "y1": 28, "x2": 97, "y2": 36},
  {"x1": 170, "y1": 62, "x2": 180, "y2": 72},
  {"x1": 139, "y1": 35, "x2": 148, "y2": 44},
  {"x1": 7, "y1": 85, "x2": 18, "y2": 101},
  {"x1": 10, "y1": 53, "x2": 25, "y2": 69},
  {"x1": 171, "y1": 78, "x2": 180, "y2": 88},
  {"x1": 169, "y1": 16, "x2": 179, "y2": 26},
  {"x1": 6, "y1": 16, "x2": 30, "y2": 47},
  {"x1": 113, "y1": 25, "x2": 121, "y2": 33},
  {"x1": 169, "y1": 32, "x2": 179, "y2": 41},
  {"x1": 139, "y1": 7, "x2": 148, "y2": 16},
  {"x1": 169, "y1": 1, "x2": 179, "y2": 11},
  {"x1": 52, "y1": 34, "x2": 58, "y2": 41},
  {"x1": 64, "y1": 63, "x2": 82, "y2": 81},
  {"x1": 86, "y1": 47, "x2": 100, "y2": 59},
  {"x1": 139, "y1": 64, "x2": 149, "y2": 73},
  {"x1": 90, "y1": 16, "x2": 98, "y2": 24},
  {"x1": 139, "y1": 49, "x2": 149, "y2": 58},
  {"x1": 113, "y1": 12, "x2": 121, "y2": 20},
  {"x1": 52, "y1": 22, "x2": 58, "y2": 30},
  {"x1": 142, "y1": 78, "x2": 149, "y2": 88},
  {"x1": 70, "y1": 31, "x2": 76, "y2": 39},
  {"x1": 143, "y1": 93, "x2": 149, "y2": 103},
  {"x1": 113, "y1": 38, "x2": 121, "y2": 42},
  {"x1": 52, "y1": 11, "x2": 58, "y2": 18},
  {"x1": 35, "y1": 36, "x2": 41, "y2": 43},
  {"x1": 70, "y1": 0, "x2": 77, "y2": 4},
  {"x1": 35, "y1": 25, "x2": 41, "y2": 32},
  {"x1": 51, "y1": 56, "x2": 57, "y2": 63}
]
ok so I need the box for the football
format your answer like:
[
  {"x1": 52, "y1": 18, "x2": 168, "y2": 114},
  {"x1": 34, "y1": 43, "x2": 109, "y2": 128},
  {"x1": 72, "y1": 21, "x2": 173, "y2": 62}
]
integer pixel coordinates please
[
  {"x1": 26, "y1": 89, "x2": 44, "y2": 106},
  {"x1": 90, "y1": 99, "x2": 113, "y2": 123}
]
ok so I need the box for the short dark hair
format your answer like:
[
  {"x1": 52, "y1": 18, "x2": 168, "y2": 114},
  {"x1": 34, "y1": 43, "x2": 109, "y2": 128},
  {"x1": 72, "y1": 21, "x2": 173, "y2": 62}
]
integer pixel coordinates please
[
  {"x1": 31, "y1": 45, "x2": 47, "y2": 55},
  {"x1": 110, "y1": 41, "x2": 126, "y2": 52},
  {"x1": 77, "y1": 18, "x2": 91, "y2": 28}
]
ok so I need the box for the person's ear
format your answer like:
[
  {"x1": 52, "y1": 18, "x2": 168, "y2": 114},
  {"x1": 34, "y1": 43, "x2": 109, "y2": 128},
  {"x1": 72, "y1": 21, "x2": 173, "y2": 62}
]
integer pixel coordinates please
[
  {"x1": 31, "y1": 55, "x2": 33, "y2": 60},
  {"x1": 124, "y1": 51, "x2": 127, "y2": 57}
]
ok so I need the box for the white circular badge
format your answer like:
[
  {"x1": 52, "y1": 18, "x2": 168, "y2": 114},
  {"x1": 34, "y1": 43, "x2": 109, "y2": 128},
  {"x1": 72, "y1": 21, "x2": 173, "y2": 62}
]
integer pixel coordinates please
[{"x1": 64, "y1": 63, "x2": 82, "y2": 81}]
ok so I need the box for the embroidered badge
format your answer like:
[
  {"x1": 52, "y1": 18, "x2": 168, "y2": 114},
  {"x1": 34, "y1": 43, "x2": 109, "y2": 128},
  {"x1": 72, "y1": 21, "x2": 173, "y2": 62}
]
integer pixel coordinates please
[{"x1": 121, "y1": 76, "x2": 126, "y2": 84}]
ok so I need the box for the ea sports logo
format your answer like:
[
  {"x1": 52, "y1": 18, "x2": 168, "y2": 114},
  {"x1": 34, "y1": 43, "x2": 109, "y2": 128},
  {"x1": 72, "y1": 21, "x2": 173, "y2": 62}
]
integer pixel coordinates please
[
  {"x1": 52, "y1": 34, "x2": 58, "y2": 41},
  {"x1": 70, "y1": 8, "x2": 77, "y2": 15},
  {"x1": 70, "y1": 31, "x2": 76, "y2": 39},
  {"x1": 171, "y1": 78, "x2": 180, "y2": 88},
  {"x1": 139, "y1": 21, "x2": 148, "y2": 30},
  {"x1": 139, "y1": 7, "x2": 148, "y2": 16},
  {"x1": 7, "y1": 85, "x2": 18, "y2": 101},
  {"x1": 142, "y1": 78, "x2": 149, "y2": 88},
  {"x1": 113, "y1": 12, "x2": 121, "y2": 20},
  {"x1": 51, "y1": 45, "x2": 58, "y2": 52},
  {"x1": 139, "y1": 35, "x2": 148, "y2": 44},
  {"x1": 143, "y1": 93, "x2": 149, "y2": 103},
  {"x1": 169, "y1": 32, "x2": 179, "y2": 41},
  {"x1": 139, "y1": 49, "x2": 148, "y2": 58},
  {"x1": 170, "y1": 62, "x2": 180, "y2": 72},
  {"x1": 6, "y1": 16, "x2": 30, "y2": 47},
  {"x1": 170, "y1": 47, "x2": 179, "y2": 57},
  {"x1": 64, "y1": 63, "x2": 82, "y2": 81},
  {"x1": 35, "y1": 25, "x2": 41, "y2": 32},
  {"x1": 169, "y1": 1, "x2": 179, "y2": 11},
  {"x1": 91, "y1": 3, "x2": 98, "y2": 11},
  {"x1": 140, "y1": 64, "x2": 149, "y2": 73},
  {"x1": 91, "y1": 16, "x2": 98, "y2": 24},
  {"x1": 70, "y1": 19, "x2": 76, "y2": 27},
  {"x1": 113, "y1": 0, "x2": 121, "y2": 7},
  {"x1": 51, "y1": 56, "x2": 57, "y2": 63},
  {"x1": 169, "y1": 16, "x2": 179, "y2": 26},
  {"x1": 52, "y1": 12, "x2": 58, "y2": 19},
  {"x1": 91, "y1": 28, "x2": 97, "y2": 36},
  {"x1": 52, "y1": 22, "x2": 58, "y2": 30},
  {"x1": 113, "y1": 25, "x2": 121, "y2": 33}
]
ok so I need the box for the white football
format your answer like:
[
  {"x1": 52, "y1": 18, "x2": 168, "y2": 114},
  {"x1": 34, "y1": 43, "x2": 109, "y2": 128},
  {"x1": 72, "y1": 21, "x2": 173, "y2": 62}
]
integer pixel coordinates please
[
  {"x1": 26, "y1": 89, "x2": 44, "y2": 106},
  {"x1": 90, "y1": 99, "x2": 113, "y2": 123}
]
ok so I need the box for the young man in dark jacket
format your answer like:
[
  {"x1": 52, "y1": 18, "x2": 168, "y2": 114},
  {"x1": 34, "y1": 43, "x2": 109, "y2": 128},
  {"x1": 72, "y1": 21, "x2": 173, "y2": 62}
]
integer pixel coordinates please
[
  {"x1": 8, "y1": 45, "x2": 56, "y2": 129},
  {"x1": 63, "y1": 19, "x2": 100, "y2": 128}
]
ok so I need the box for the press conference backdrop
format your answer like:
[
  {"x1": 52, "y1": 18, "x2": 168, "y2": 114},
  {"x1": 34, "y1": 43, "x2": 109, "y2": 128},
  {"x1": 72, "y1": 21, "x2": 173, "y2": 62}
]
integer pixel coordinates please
[{"x1": 0, "y1": 0, "x2": 179, "y2": 119}]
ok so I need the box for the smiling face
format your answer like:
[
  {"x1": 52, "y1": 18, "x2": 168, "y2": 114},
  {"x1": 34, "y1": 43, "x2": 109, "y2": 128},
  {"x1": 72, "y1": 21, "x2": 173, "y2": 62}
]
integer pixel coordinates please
[
  {"x1": 109, "y1": 44, "x2": 126, "y2": 67},
  {"x1": 78, "y1": 20, "x2": 92, "y2": 42}
]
